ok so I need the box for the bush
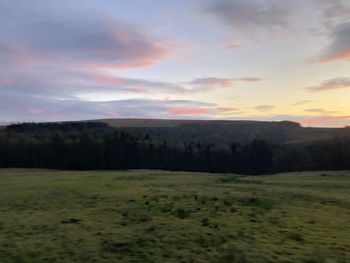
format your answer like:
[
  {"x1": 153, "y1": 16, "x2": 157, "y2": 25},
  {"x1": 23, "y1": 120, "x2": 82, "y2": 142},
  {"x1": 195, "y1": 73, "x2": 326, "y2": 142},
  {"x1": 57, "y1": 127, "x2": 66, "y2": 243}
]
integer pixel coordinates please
[{"x1": 174, "y1": 208, "x2": 191, "y2": 219}]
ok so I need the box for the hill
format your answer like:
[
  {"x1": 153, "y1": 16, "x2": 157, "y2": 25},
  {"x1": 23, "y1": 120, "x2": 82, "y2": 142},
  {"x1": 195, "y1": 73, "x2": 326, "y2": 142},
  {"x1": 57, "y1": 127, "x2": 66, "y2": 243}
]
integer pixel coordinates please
[
  {"x1": 92, "y1": 118, "x2": 350, "y2": 145},
  {"x1": 2, "y1": 119, "x2": 350, "y2": 174},
  {"x1": 3, "y1": 118, "x2": 350, "y2": 146}
]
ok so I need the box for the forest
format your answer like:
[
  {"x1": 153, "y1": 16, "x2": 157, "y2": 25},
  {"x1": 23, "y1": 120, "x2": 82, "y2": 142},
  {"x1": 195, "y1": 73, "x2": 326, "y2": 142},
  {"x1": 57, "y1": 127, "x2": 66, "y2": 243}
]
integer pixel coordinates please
[{"x1": 0, "y1": 122, "x2": 350, "y2": 175}]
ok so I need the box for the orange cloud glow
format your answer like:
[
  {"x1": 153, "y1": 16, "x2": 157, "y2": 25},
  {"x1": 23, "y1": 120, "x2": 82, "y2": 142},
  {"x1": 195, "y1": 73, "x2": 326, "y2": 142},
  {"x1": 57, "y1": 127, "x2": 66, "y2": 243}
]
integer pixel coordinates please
[
  {"x1": 308, "y1": 50, "x2": 350, "y2": 63},
  {"x1": 299, "y1": 116, "x2": 350, "y2": 127},
  {"x1": 169, "y1": 107, "x2": 210, "y2": 116},
  {"x1": 215, "y1": 107, "x2": 237, "y2": 113}
]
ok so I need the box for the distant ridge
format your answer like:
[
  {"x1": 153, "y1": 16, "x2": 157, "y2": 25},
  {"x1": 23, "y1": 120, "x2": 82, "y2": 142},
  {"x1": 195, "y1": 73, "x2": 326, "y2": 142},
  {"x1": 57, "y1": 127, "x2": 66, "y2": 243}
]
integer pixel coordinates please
[
  {"x1": 91, "y1": 118, "x2": 301, "y2": 128},
  {"x1": 2, "y1": 118, "x2": 350, "y2": 145},
  {"x1": 90, "y1": 118, "x2": 349, "y2": 145}
]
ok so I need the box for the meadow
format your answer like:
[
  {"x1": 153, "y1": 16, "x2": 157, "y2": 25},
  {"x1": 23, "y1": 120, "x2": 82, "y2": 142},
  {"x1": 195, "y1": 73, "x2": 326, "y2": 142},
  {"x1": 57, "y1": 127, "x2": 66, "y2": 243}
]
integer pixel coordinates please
[{"x1": 0, "y1": 169, "x2": 349, "y2": 262}]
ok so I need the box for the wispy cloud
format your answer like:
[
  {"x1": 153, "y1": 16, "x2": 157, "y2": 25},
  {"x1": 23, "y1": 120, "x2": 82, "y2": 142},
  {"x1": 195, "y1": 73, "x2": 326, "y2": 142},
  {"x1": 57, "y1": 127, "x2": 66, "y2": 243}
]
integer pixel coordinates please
[
  {"x1": 182, "y1": 77, "x2": 263, "y2": 93},
  {"x1": 0, "y1": 0, "x2": 262, "y2": 124},
  {"x1": 0, "y1": 94, "x2": 239, "y2": 122},
  {"x1": 0, "y1": 1, "x2": 171, "y2": 71},
  {"x1": 0, "y1": 72, "x2": 263, "y2": 105},
  {"x1": 308, "y1": 22, "x2": 350, "y2": 63},
  {"x1": 168, "y1": 106, "x2": 239, "y2": 116},
  {"x1": 168, "y1": 107, "x2": 210, "y2": 116},
  {"x1": 93, "y1": 75, "x2": 262, "y2": 95},
  {"x1": 255, "y1": 105, "x2": 275, "y2": 112},
  {"x1": 204, "y1": 0, "x2": 296, "y2": 41},
  {"x1": 88, "y1": 75, "x2": 263, "y2": 97},
  {"x1": 306, "y1": 77, "x2": 350, "y2": 92},
  {"x1": 316, "y1": 0, "x2": 350, "y2": 27},
  {"x1": 305, "y1": 108, "x2": 339, "y2": 115},
  {"x1": 291, "y1": 100, "x2": 313, "y2": 106}
]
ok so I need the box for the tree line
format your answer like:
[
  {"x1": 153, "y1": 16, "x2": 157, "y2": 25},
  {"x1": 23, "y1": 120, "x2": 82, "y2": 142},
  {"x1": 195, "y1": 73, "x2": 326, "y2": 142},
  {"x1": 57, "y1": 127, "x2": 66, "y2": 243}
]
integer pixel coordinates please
[{"x1": 0, "y1": 122, "x2": 349, "y2": 175}]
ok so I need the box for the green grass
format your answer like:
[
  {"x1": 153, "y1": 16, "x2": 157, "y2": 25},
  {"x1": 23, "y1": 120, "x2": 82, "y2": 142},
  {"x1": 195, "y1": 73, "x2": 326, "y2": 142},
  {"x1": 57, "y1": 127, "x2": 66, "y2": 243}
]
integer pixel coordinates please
[{"x1": 0, "y1": 169, "x2": 349, "y2": 262}]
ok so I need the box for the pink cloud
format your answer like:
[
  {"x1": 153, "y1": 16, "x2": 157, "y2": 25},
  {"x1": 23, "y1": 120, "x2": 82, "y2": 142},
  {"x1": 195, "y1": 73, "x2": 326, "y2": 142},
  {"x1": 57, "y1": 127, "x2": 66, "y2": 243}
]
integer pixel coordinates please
[
  {"x1": 86, "y1": 71, "x2": 263, "y2": 96},
  {"x1": 169, "y1": 107, "x2": 210, "y2": 116},
  {"x1": 0, "y1": 76, "x2": 15, "y2": 85},
  {"x1": 74, "y1": 23, "x2": 172, "y2": 71},
  {"x1": 94, "y1": 74, "x2": 125, "y2": 85},
  {"x1": 308, "y1": 50, "x2": 350, "y2": 63},
  {"x1": 299, "y1": 116, "x2": 350, "y2": 127},
  {"x1": 0, "y1": 44, "x2": 43, "y2": 67},
  {"x1": 110, "y1": 43, "x2": 170, "y2": 70},
  {"x1": 105, "y1": 111, "x2": 120, "y2": 118},
  {"x1": 128, "y1": 86, "x2": 150, "y2": 94},
  {"x1": 40, "y1": 39, "x2": 170, "y2": 72},
  {"x1": 1, "y1": 17, "x2": 172, "y2": 72},
  {"x1": 215, "y1": 107, "x2": 238, "y2": 113},
  {"x1": 28, "y1": 107, "x2": 45, "y2": 114}
]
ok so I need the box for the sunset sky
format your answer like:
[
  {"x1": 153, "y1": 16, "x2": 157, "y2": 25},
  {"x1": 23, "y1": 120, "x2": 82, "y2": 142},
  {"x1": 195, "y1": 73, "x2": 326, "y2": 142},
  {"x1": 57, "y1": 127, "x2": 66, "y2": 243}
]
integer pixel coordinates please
[{"x1": 0, "y1": 0, "x2": 349, "y2": 127}]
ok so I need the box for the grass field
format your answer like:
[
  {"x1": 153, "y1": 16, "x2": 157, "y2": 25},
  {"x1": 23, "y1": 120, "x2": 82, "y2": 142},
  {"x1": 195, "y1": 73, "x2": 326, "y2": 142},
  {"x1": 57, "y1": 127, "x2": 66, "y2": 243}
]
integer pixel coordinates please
[{"x1": 0, "y1": 169, "x2": 349, "y2": 262}]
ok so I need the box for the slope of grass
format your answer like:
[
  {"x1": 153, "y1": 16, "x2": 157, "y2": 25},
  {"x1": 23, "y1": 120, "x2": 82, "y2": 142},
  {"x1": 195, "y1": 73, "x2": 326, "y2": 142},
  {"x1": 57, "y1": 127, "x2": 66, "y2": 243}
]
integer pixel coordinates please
[{"x1": 0, "y1": 169, "x2": 349, "y2": 262}]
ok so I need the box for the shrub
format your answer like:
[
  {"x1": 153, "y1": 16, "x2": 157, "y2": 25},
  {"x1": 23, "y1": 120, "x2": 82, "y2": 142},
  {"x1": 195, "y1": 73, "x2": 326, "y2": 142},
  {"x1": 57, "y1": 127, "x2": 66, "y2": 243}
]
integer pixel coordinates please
[
  {"x1": 289, "y1": 232, "x2": 304, "y2": 242},
  {"x1": 174, "y1": 208, "x2": 191, "y2": 219},
  {"x1": 201, "y1": 218, "x2": 210, "y2": 227}
]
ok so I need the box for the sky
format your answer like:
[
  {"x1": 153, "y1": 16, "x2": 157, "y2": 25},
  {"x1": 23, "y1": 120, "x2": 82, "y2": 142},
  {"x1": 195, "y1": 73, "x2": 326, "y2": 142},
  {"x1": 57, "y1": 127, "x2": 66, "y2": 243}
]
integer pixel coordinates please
[{"x1": 0, "y1": 0, "x2": 349, "y2": 127}]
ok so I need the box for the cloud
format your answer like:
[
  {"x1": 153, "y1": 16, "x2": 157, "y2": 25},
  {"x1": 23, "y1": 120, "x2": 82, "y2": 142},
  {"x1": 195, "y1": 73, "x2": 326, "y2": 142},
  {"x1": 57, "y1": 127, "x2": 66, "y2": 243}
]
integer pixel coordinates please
[
  {"x1": 315, "y1": 0, "x2": 350, "y2": 27},
  {"x1": 205, "y1": 0, "x2": 295, "y2": 40},
  {"x1": 92, "y1": 75, "x2": 262, "y2": 96},
  {"x1": 204, "y1": 0, "x2": 350, "y2": 49},
  {"x1": 0, "y1": 0, "x2": 264, "y2": 105},
  {"x1": 291, "y1": 100, "x2": 313, "y2": 106},
  {"x1": 305, "y1": 108, "x2": 339, "y2": 115},
  {"x1": 0, "y1": 1, "x2": 170, "y2": 70},
  {"x1": 255, "y1": 105, "x2": 275, "y2": 112},
  {"x1": 0, "y1": 68, "x2": 262, "y2": 100},
  {"x1": 308, "y1": 22, "x2": 350, "y2": 63},
  {"x1": 78, "y1": 72, "x2": 261, "y2": 96},
  {"x1": 182, "y1": 77, "x2": 263, "y2": 92},
  {"x1": 306, "y1": 77, "x2": 350, "y2": 92},
  {"x1": 28, "y1": 107, "x2": 45, "y2": 114},
  {"x1": 0, "y1": 94, "x2": 237, "y2": 122},
  {"x1": 168, "y1": 107, "x2": 210, "y2": 116},
  {"x1": 0, "y1": 53, "x2": 245, "y2": 122},
  {"x1": 168, "y1": 106, "x2": 239, "y2": 116},
  {"x1": 299, "y1": 116, "x2": 350, "y2": 127},
  {"x1": 0, "y1": 0, "x2": 188, "y2": 123},
  {"x1": 215, "y1": 107, "x2": 239, "y2": 113},
  {"x1": 1, "y1": 93, "x2": 349, "y2": 127},
  {"x1": 222, "y1": 41, "x2": 242, "y2": 50}
]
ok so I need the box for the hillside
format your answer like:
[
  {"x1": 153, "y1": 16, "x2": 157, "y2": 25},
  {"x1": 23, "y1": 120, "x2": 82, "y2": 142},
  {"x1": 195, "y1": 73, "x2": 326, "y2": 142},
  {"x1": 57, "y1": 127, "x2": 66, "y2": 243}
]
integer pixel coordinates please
[
  {"x1": 2, "y1": 119, "x2": 350, "y2": 146},
  {"x1": 1, "y1": 119, "x2": 350, "y2": 174},
  {"x1": 93, "y1": 118, "x2": 350, "y2": 145}
]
